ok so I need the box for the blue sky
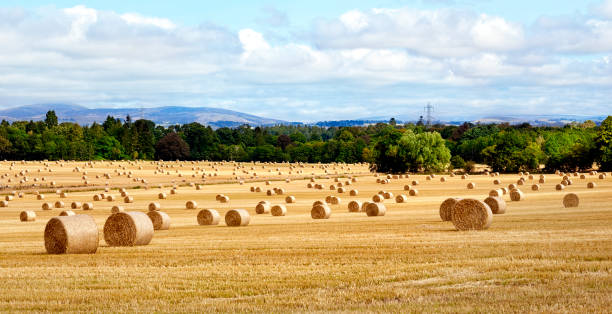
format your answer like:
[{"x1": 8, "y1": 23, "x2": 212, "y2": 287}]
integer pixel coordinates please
[{"x1": 0, "y1": 1, "x2": 610, "y2": 121}]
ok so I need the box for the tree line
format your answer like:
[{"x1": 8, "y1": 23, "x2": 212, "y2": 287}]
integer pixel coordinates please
[{"x1": 0, "y1": 110, "x2": 610, "y2": 173}]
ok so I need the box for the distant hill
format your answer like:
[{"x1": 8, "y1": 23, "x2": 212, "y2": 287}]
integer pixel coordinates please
[{"x1": 0, "y1": 104, "x2": 286, "y2": 128}]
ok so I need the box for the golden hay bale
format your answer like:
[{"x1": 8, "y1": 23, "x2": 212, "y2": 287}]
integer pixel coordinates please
[
  {"x1": 271, "y1": 205, "x2": 287, "y2": 216},
  {"x1": 311, "y1": 204, "x2": 331, "y2": 219},
  {"x1": 71, "y1": 202, "x2": 82, "y2": 209},
  {"x1": 147, "y1": 211, "x2": 171, "y2": 230},
  {"x1": 508, "y1": 184, "x2": 517, "y2": 190},
  {"x1": 539, "y1": 178, "x2": 546, "y2": 184},
  {"x1": 489, "y1": 189, "x2": 502, "y2": 197},
  {"x1": 440, "y1": 177, "x2": 446, "y2": 182},
  {"x1": 395, "y1": 194, "x2": 408, "y2": 203},
  {"x1": 467, "y1": 182, "x2": 476, "y2": 189},
  {"x1": 37, "y1": 194, "x2": 45, "y2": 200},
  {"x1": 348, "y1": 200, "x2": 362, "y2": 212},
  {"x1": 158, "y1": 192, "x2": 167, "y2": 199},
  {"x1": 186, "y1": 200, "x2": 198, "y2": 209},
  {"x1": 60, "y1": 192, "x2": 68, "y2": 198},
  {"x1": 5, "y1": 195, "x2": 13, "y2": 201},
  {"x1": 307, "y1": 183, "x2": 314, "y2": 188},
  {"x1": 330, "y1": 196, "x2": 341, "y2": 205},
  {"x1": 265, "y1": 181, "x2": 271, "y2": 185},
  {"x1": 104, "y1": 212, "x2": 154, "y2": 246},
  {"x1": 451, "y1": 199, "x2": 493, "y2": 231},
  {"x1": 587, "y1": 182, "x2": 596, "y2": 189},
  {"x1": 93, "y1": 195, "x2": 102, "y2": 201},
  {"x1": 197, "y1": 209, "x2": 220, "y2": 225},
  {"x1": 531, "y1": 184, "x2": 541, "y2": 191},
  {"x1": 510, "y1": 189, "x2": 524, "y2": 201},
  {"x1": 349, "y1": 189, "x2": 358, "y2": 196},
  {"x1": 45, "y1": 214, "x2": 99, "y2": 254},
  {"x1": 409, "y1": 189, "x2": 419, "y2": 196},
  {"x1": 484, "y1": 196, "x2": 506, "y2": 214},
  {"x1": 124, "y1": 196, "x2": 134, "y2": 203},
  {"x1": 60, "y1": 210, "x2": 76, "y2": 216},
  {"x1": 106, "y1": 195, "x2": 115, "y2": 202},
  {"x1": 461, "y1": 175, "x2": 467, "y2": 179},
  {"x1": 599, "y1": 174, "x2": 606, "y2": 179},
  {"x1": 517, "y1": 179, "x2": 525, "y2": 186},
  {"x1": 426, "y1": 176, "x2": 432, "y2": 181},
  {"x1": 383, "y1": 192, "x2": 393, "y2": 199},
  {"x1": 285, "y1": 196, "x2": 296, "y2": 203},
  {"x1": 266, "y1": 189, "x2": 275, "y2": 196},
  {"x1": 372, "y1": 194, "x2": 384, "y2": 203},
  {"x1": 439, "y1": 198, "x2": 460, "y2": 221},
  {"x1": 365, "y1": 202, "x2": 386, "y2": 217},
  {"x1": 111, "y1": 205, "x2": 124, "y2": 214},
  {"x1": 219, "y1": 195, "x2": 230, "y2": 203},
  {"x1": 54, "y1": 201, "x2": 65, "y2": 208},
  {"x1": 225, "y1": 209, "x2": 251, "y2": 226},
  {"x1": 563, "y1": 193, "x2": 579, "y2": 208},
  {"x1": 170, "y1": 189, "x2": 177, "y2": 195},
  {"x1": 313, "y1": 200, "x2": 326, "y2": 207},
  {"x1": 555, "y1": 184, "x2": 565, "y2": 191},
  {"x1": 82, "y1": 202, "x2": 93, "y2": 211},
  {"x1": 411, "y1": 180, "x2": 419, "y2": 186},
  {"x1": 580, "y1": 174, "x2": 586, "y2": 179},
  {"x1": 0, "y1": 200, "x2": 7, "y2": 207},
  {"x1": 337, "y1": 187, "x2": 345, "y2": 193},
  {"x1": 20, "y1": 211, "x2": 36, "y2": 222},
  {"x1": 404, "y1": 185, "x2": 411, "y2": 191},
  {"x1": 148, "y1": 202, "x2": 161, "y2": 211},
  {"x1": 255, "y1": 202, "x2": 271, "y2": 214}
]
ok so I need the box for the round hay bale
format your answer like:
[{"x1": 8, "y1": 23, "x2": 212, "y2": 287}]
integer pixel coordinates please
[
  {"x1": 71, "y1": 202, "x2": 82, "y2": 209},
  {"x1": 148, "y1": 202, "x2": 161, "y2": 211},
  {"x1": 349, "y1": 189, "x2": 358, "y2": 196},
  {"x1": 271, "y1": 205, "x2": 287, "y2": 216},
  {"x1": 20, "y1": 211, "x2": 36, "y2": 222},
  {"x1": 493, "y1": 179, "x2": 501, "y2": 185},
  {"x1": 439, "y1": 198, "x2": 460, "y2": 221},
  {"x1": 587, "y1": 182, "x2": 596, "y2": 189},
  {"x1": 215, "y1": 194, "x2": 225, "y2": 201},
  {"x1": 372, "y1": 194, "x2": 384, "y2": 203},
  {"x1": 82, "y1": 202, "x2": 93, "y2": 211},
  {"x1": 440, "y1": 177, "x2": 446, "y2": 182},
  {"x1": 517, "y1": 179, "x2": 524, "y2": 186},
  {"x1": 395, "y1": 194, "x2": 408, "y2": 203},
  {"x1": 365, "y1": 202, "x2": 386, "y2": 216},
  {"x1": 60, "y1": 192, "x2": 68, "y2": 198},
  {"x1": 383, "y1": 192, "x2": 393, "y2": 199},
  {"x1": 60, "y1": 210, "x2": 75, "y2": 216},
  {"x1": 170, "y1": 189, "x2": 177, "y2": 195},
  {"x1": 219, "y1": 195, "x2": 230, "y2": 203},
  {"x1": 285, "y1": 196, "x2": 296, "y2": 203},
  {"x1": 158, "y1": 192, "x2": 167, "y2": 199},
  {"x1": 111, "y1": 205, "x2": 124, "y2": 214},
  {"x1": 539, "y1": 178, "x2": 546, "y2": 184},
  {"x1": 563, "y1": 193, "x2": 579, "y2": 208},
  {"x1": 461, "y1": 175, "x2": 467, "y2": 179},
  {"x1": 411, "y1": 180, "x2": 419, "y2": 186},
  {"x1": 330, "y1": 196, "x2": 341, "y2": 205},
  {"x1": 54, "y1": 201, "x2": 65, "y2": 208},
  {"x1": 311, "y1": 204, "x2": 331, "y2": 219},
  {"x1": 186, "y1": 200, "x2": 197, "y2": 209},
  {"x1": 106, "y1": 195, "x2": 115, "y2": 202},
  {"x1": 225, "y1": 209, "x2": 250, "y2": 226},
  {"x1": 313, "y1": 200, "x2": 326, "y2": 207},
  {"x1": 5, "y1": 195, "x2": 13, "y2": 201},
  {"x1": 501, "y1": 187, "x2": 508, "y2": 195},
  {"x1": 147, "y1": 211, "x2": 171, "y2": 230},
  {"x1": 124, "y1": 196, "x2": 134, "y2": 203},
  {"x1": 599, "y1": 174, "x2": 606, "y2": 179},
  {"x1": 467, "y1": 182, "x2": 476, "y2": 189},
  {"x1": 93, "y1": 195, "x2": 101, "y2": 201},
  {"x1": 580, "y1": 174, "x2": 586, "y2": 179},
  {"x1": 266, "y1": 189, "x2": 275, "y2": 196},
  {"x1": 348, "y1": 200, "x2": 362, "y2": 212},
  {"x1": 44, "y1": 214, "x2": 98, "y2": 254},
  {"x1": 510, "y1": 189, "x2": 524, "y2": 201},
  {"x1": 255, "y1": 187, "x2": 262, "y2": 192},
  {"x1": 255, "y1": 202, "x2": 271, "y2": 214},
  {"x1": 409, "y1": 189, "x2": 419, "y2": 196},
  {"x1": 337, "y1": 187, "x2": 345, "y2": 193},
  {"x1": 489, "y1": 189, "x2": 502, "y2": 197},
  {"x1": 484, "y1": 196, "x2": 506, "y2": 214},
  {"x1": 37, "y1": 194, "x2": 45, "y2": 200},
  {"x1": 0, "y1": 200, "x2": 7, "y2": 207},
  {"x1": 197, "y1": 209, "x2": 220, "y2": 225},
  {"x1": 403, "y1": 185, "x2": 411, "y2": 191},
  {"x1": 531, "y1": 184, "x2": 541, "y2": 191},
  {"x1": 451, "y1": 199, "x2": 493, "y2": 231},
  {"x1": 556, "y1": 184, "x2": 565, "y2": 191},
  {"x1": 104, "y1": 212, "x2": 154, "y2": 246},
  {"x1": 508, "y1": 184, "x2": 517, "y2": 190}
]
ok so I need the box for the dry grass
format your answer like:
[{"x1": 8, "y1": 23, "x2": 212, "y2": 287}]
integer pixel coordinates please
[{"x1": 0, "y1": 161, "x2": 610, "y2": 312}]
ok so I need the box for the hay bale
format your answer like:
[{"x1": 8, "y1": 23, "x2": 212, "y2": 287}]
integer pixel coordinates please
[
  {"x1": 186, "y1": 200, "x2": 198, "y2": 209},
  {"x1": 493, "y1": 179, "x2": 501, "y2": 185},
  {"x1": 83, "y1": 202, "x2": 93, "y2": 211},
  {"x1": 337, "y1": 187, "x2": 345, "y2": 193},
  {"x1": 563, "y1": 193, "x2": 579, "y2": 208},
  {"x1": 501, "y1": 187, "x2": 508, "y2": 195},
  {"x1": 349, "y1": 189, "x2": 358, "y2": 196},
  {"x1": 484, "y1": 196, "x2": 506, "y2": 214},
  {"x1": 60, "y1": 192, "x2": 68, "y2": 198},
  {"x1": 266, "y1": 189, "x2": 275, "y2": 196},
  {"x1": 539, "y1": 178, "x2": 546, "y2": 184},
  {"x1": 489, "y1": 189, "x2": 502, "y2": 197},
  {"x1": 440, "y1": 177, "x2": 446, "y2": 182},
  {"x1": 311, "y1": 204, "x2": 331, "y2": 219},
  {"x1": 54, "y1": 201, "x2": 65, "y2": 208},
  {"x1": 106, "y1": 195, "x2": 115, "y2": 202},
  {"x1": 255, "y1": 202, "x2": 271, "y2": 214},
  {"x1": 60, "y1": 210, "x2": 75, "y2": 216},
  {"x1": 148, "y1": 202, "x2": 161, "y2": 211},
  {"x1": 461, "y1": 175, "x2": 467, "y2": 179},
  {"x1": 285, "y1": 196, "x2": 296, "y2": 203},
  {"x1": 395, "y1": 194, "x2": 408, "y2": 203},
  {"x1": 467, "y1": 182, "x2": 476, "y2": 189},
  {"x1": 313, "y1": 200, "x2": 326, "y2": 207},
  {"x1": 170, "y1": 189, "x2": 177, "y2": 195},
  {"x1": 411, "y1": 180, "x2": 419, "y2": 186},
  {"x1": 37, "y1": 194, "x2": 45, "y2": 200},
  {"x1": 556, "y1": 184, "x2": 565, "y2": 191},
  {"x1": 197, "y1": 209, "x2": 220, "y2": 225},
  {"x1": 124, "y1": 196, "x2": 134, "y2": 203},
  {"x1": 451, "y1": 199, "x2": 493, "y2": 231},
  {"x1": 111, "y1": 205, "x2": 124, "y2": 214},
  {"x1": 104, "y1": 212, "x2": 154, "y2": 246},
  {"x1": 404, "y1": 185, "x2": 411, "y2": 191},
  {"x1": 147, "y1": 211, "x2": 171, "y2": 230},
  {"x1": 372, "y1": 194, "x2": 384, "y2": 203},
  {"x1": 580, "y1": 174, "x2": 586, "y2": 179},
  {"x1": 93, "y1": 195, "x2": 102, "y2": 201},
  {"x1": 225, "y1": 209, "x2": 250, "y2": 226},
  {"x1": 219, "y1": 195, "x2": 230, "y2": 203},
  {"x1": 383, "y1": 192, "x2": 393, "y2": 199},
  {"x1": 158, "y1": 192, "x2": 167, "y2": 199},
  {"x1": 587, "y1": 182, "x2": 596, "y2": 189},
  {"x1": 71, "y1": 202, "x2": 82, "y2": 209},
  {"x1": 44, "y1": 215, "x2": 98, "y2": 254},
  {"x1": 531, "y1": 184, "x2": 541, "y2": 191},
  {"x1": 409, "y1": 189, "x2": 419, "y2": 196},
  {"x1": 330, "y1": 196, "x2": 341, "y2": 205},
  {"x1": 510, "y1": 189, "x2": 524, "y2": 201},
  {"x1": 599, "y1": 174, "x2": 606, "y2": 179},
  {"x1": 365, "y1": 203, "x2": 386, "y2": 216},
  {"x1": 5, "y1": 195, "x2": 13, "y2": 201},
  {"x1": 20, "y1": 211, "x2": 36, "y2": 222},
  {"x1": 439, "y1": 198, "x2": 460, "y2": 221},
  {"x1": 508, "y1": 183, "x2": 517, "y2": 190},
  {"x1": 348, "y1": 200, "x2": 362, "y2": 212},
  {"x1": 271, "y1": 205, "x2": 287, "y2": 216},
  {"x1": 0, "y1": 200, "x2": 7, "y2": 207}
]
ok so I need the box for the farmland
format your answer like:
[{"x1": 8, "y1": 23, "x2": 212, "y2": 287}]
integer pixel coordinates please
[{"x1": 0, "y1": 160, "x2": 610, "y2": 312}]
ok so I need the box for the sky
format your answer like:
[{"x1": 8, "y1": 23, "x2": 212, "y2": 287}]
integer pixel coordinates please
[{"x1": 0, "y1": 0, "x2": 611, "y2": 122}]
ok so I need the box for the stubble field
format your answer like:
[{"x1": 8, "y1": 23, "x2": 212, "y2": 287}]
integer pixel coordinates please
[{"x1": 0, "y1": 160, "x2": 610, "y2": 312}]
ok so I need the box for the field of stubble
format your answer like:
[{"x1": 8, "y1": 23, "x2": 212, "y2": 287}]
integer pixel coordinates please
[{"x1": 0, "y1": 161, "x2": 610, "y2": 313}]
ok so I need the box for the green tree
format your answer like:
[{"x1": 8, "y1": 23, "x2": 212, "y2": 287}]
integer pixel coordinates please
[
  {"x1": 45, "y1": 110, "x2": 58, "y2": 128},
  {"x1": 596, "y1": 116, "x2": 612, "y2": 170}
]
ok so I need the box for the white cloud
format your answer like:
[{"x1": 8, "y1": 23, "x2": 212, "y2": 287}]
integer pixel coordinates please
[
  {"x1": 120, "y1": 13, "x2": 176, "y2": 30},
  {"x1": 63, "y1": 5, "x2": 98, "y2": 40},
  {"x1": 470, "y1": 14, "x2": 524, "y2": 51},
  {"x1": 340, "y1": 10, "x2": 369, "y2": 32}
]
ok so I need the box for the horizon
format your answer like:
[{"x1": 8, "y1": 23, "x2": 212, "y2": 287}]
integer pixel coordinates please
[{"x1": 0, "y1": 1, "x2": 611, "y2": 121}]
